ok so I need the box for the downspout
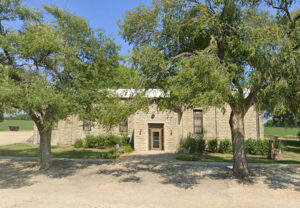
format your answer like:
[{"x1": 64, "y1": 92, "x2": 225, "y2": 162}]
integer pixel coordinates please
[
  {"x1": 179, "y1": 111, "x2": 183, "y2": 140},
  {"x1": 256, "y1": 111, "x2": 260, "y2": 140}
]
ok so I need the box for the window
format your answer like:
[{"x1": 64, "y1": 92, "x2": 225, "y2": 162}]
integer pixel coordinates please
[
  {"x1": 83, "y1": 120, "x2": 91, "y2": 131},
  {"x1": 193, "y1": 110, "x2": 203, "y2": 135},
  {"x1": 119, "y1": 119, "x2": 128, "y2": 134}
]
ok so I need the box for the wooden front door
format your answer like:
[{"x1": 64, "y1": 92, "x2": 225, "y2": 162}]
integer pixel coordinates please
[{"x1": 150, "y1": 128, "x2": 162, "y2": 150}]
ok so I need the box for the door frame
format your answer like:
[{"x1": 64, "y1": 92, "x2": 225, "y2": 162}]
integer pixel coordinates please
[{"x1": 150, "y1": 128, "x2": 163, "y2": 150}]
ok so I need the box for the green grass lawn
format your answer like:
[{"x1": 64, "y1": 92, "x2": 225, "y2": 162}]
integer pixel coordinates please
[
  {"x1": 0, "y1": 120, "x2": 34, "y2": 131},
  {"x1": 280, "y1": 140, "x2": 300, "y2": 160},
  {"x1": 264, "y1": 127, "x2": 299, "y2": 137},
  {"x1": 176, "y1": 140, "x2": 300, "y2": 164},
  {"x1": 0, "y1": 143, "x2": 119, "y2": 159}
]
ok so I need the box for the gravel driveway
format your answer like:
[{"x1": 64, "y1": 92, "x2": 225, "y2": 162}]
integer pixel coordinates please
[{"x1": 0, "y1": 154, "x2": 299, "y2": 208}]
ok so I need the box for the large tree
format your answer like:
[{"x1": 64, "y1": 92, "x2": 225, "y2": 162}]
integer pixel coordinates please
[
  {"x1": 120, "y1": 0, "x2": 299, "y2": 178},
  {"x1": 0, "y1": 0, "x2": 41, "y2": 122},
  {"x1": 262, "y1": 3, "x2": 300, "y2": 136},
  {"x1": 0, "y1": 1, "x2": 121, "y2": 169}
]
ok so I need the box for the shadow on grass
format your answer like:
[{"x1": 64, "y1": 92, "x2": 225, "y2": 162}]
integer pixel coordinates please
[
  {"x1": 177, "y1": 153, "x2": 300, "y2": 164},
  {"x1": 51, "y1": 148, "x2": 114, "y2": 159},
  {"x1": 281, "y1": 140, "x2": 300, "y2": 154},
  {"x1": 202, "y1": 155, "x2": 232, "y2": 162},
  {"x1": 0, "y1": 143, "x2": 39, "y2": 157},
  {"x1": 97, "y1": 153, "x2": 300, "y2": 191},
  {"x1": 207, "y1": 154, "x2": 300, "y2": 164},
  {"x1": 0, "y1": 144, "x2": 114, "y2": 159}
]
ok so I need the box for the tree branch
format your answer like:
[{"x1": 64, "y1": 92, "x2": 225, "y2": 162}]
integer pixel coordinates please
[
  {"x1": 267, "y1": 0, "x2": 293, "y2": 24},
  {"x1": 188, "y1": 0, "x2": 201, "y2": 5},
  {"x1": 233, "y1": 79, "x2": 243, "y2": 96},
  {"x1": 164, "y1": 52, "x2": 196, "y2": 73},
  {"x1": 170, "y1": 52, "x2": 195, "y2": 62},
  {"x1": 4, "y1": 49, "x2": 14, "y2": 65},
  {"x1": 245, "y1": 90, "x2": 257, "y2": 112}
]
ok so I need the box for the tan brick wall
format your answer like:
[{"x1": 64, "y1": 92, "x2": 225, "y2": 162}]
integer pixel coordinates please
[
  {"x1": 244, "y1": 107, "x2": 257, "y2": 139},
  {"x1": 180, "y1": 108, "x2": 215, "y2": 138},
  {"x1": 131, "y1": 104, "x2": 179, "y2": 152},
  {"x1": 179, "y1": 105, "x2": 263, "y2": 140},
  {"x1": 215, "y1": 106, "x2": 232, "y2": 139},
  {"x1": 34, "y1": 116, "x2": 120, "y2": 146},
  {"x1": 33, "y1": 104, "x2": 264, "y2": 151},
  {"x1": 259, "y1": 113, "x2": 264, "y2": 139}
]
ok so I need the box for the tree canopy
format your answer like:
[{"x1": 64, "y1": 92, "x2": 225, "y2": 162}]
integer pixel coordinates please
[
  {"x1": 120, "y1": 0, "x2": 299, "y2": 177},
  {"x1": 0, "y1": 0, "x2": 137, "y2": 169}
]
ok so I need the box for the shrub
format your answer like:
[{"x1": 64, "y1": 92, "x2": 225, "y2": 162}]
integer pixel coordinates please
[
  {"x1": 124, "y1": 145, "x2": 134, "y2": 153},
  {"x1": 74, "y1": 139, "x2": 84, "y2": 148},
  {"x1": 84, "y1": 134, "x2": 131, "y2": 150},
  {"x1": 218, "y1": 139, "x2": 232, "y2": 153},
  {"x1": 182, "y1": 136, "x2": 198, "y2": 153},
  {"x1": 97, "y1": 135, "x2": 107, "y2": 149},
  {"x1": 245, "y1": 138, "x2": 269, "y2": 155},
  {"x1": 196, "y1": 137, "x2": 206, "y2": 153},
  {"x1": 82, "y1": 142, "x2": 88, "y2": 148},
  {"x1": 207, "y1": 139, "x2": 218, "y2": 153},
  {"x1": 101, "y1": 150, "x2": 120, "y2": 159},
  {"x1": 85, "y1": 135, "x2": 98, "y2": 148},
  {"x1": 177, "y1": 145, "x2": 185, "y2": 154},
  {"x1": 179, "y1": 136, "x2": 206, "y2": 154},
  {"x1": 245, "y1": 138, "x2": 257, "y2": 155},
  {"x1": 106, "y1": 135, "x2": 121, "y2": 146},
  {"x1": 110, "y1": 152, "x2": 121, "y2": 159},
  {"x1": 256, "y1": 139, "x2": 269, "y2": 155},
  {"x1": 121, "y1": 135, "x2": 130, "y2": 146}
]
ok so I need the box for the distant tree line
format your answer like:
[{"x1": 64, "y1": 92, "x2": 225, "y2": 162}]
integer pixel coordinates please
[
  {"x1": 264, "y1": 116, "x2": 300, "y2": 128},
  {"x1": 4, "y1": 114, "x2": 31, "y2": 120}
]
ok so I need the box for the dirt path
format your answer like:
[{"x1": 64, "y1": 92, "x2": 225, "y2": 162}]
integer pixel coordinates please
[
  {"x1": 0, "y1": 131, "x2": 33, "y2": 146},
  {"x1": 0, "y1": 155, "x2": 299, "y2": 208}
]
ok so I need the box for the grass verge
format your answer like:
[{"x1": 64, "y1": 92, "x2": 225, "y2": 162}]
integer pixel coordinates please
[
  {"x1": 264, "y1": 127, "x2": 299, "y2": 137},
  {"x1": 177, "y1": 153, "x2": 300, "y2": 164},
  {"x1": 176, "y1": 140, "x2": 300, "y2": 164},
  {"x1": 0, "y1": 143, "x2": 120, "y2": 159}
]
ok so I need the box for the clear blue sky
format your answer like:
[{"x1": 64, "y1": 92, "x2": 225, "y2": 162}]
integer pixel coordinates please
[
  {"x1": 23, "y1": 0, "x2": 152, "y2": 56},
  {"x1": 23, "y1": 0, "x2": 299, "y2": 56}
]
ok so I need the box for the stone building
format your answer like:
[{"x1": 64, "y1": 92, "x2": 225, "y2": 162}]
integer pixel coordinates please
[{"x1": 33, "y1": 89, "x2": 264, "y2": 152}]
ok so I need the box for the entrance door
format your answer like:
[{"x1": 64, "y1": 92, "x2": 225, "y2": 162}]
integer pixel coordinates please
[{"x1": 150, "y1": 128, "x2": 162, "y2": 150}]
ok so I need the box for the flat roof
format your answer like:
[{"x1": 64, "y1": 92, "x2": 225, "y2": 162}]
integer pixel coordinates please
[{"x1": 110, "y1": 89, "x2": 169, "y2": 98}]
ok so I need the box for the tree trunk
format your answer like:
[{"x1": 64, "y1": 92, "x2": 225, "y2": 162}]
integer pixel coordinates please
[
  {"x1": 38, "y1": 130, "x2": 52, "y2": 170},
  {"x1": 229, "y1": 111, "x2": 249, "y2": 178}
]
